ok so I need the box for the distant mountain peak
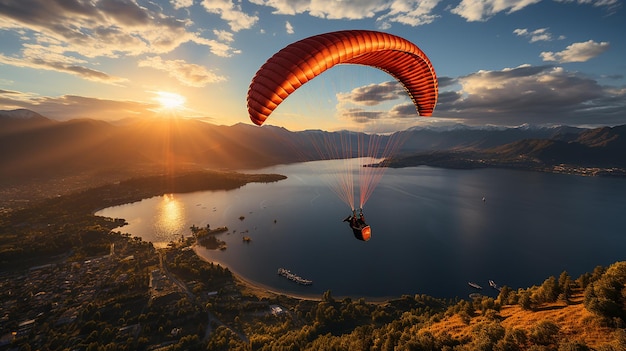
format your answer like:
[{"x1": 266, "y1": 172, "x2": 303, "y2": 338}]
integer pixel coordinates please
[
  {"x1": 0, "y1": 108, "x2": 47, "y2": 120},
  {"x1": 513, "y1": 123, "x2": 570, "y2": 131},
  {"x1": 407, "y1": 123, "x2": 511, "y2": 132}
]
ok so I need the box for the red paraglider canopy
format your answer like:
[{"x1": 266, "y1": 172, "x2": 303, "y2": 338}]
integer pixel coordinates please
[
  {"x1": 247, "y1": 30, "x2": 438, "y2": 126},
  {"x1": 247, "y1": 30, "x2": 439, "y2": 230}
]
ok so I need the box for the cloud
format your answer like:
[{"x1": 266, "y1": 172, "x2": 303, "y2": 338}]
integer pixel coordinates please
[
  {"x1": 138, "y1": 56, "x2": 227, "y2": 87},
  {"x1": 0, "y1": 0, "x2": 196, "y2": 57},
  {"x1": 0, "y1": 0, "x2": 240, "y2": 82},
  {"x1": 0, "y1": 89, "x2": 38, "y2": 105},
  {"x1": 249, "y1": 0, "x2": 440, "y2": 26},
  {"x1": 285, "y1": 21, "x2": 294, "y2": 34},
  {"x1": 249, "y1": 0, "x2": 619, "y2": 26},
  {"x1": 378, "y1": 0, "x2": 440, "y2": 27},
  {"x1": 213, "y1": 29, "x2": 235, "y2": 42},
  {"x1": 554, "y1": 0, "x2": 622, "y2": 13},
  {"x1": 451, "y1": 0, "x2": 541, "y2": 22},
  {"x1": 436, "y1": 64, "x2": 626, "y2": 126},
  {"x1": 541, "y1": 40, "x2": 610, "y2": 63},
  {"x1": 0, "y1": 49, "x2": 127, "y2": 85},
  {"x1": 513, "y1": 28, "x2": 562, "y2": 43},
  {"x1": 247, "y1": 0, "x2": 619, "y2": 27},
  {"x1": 337, "y1": 102, "x2": 437, "y2": 133},
  {"x1": 437, "y1": 76, "x2": 457, "y2": 88},
  {"x1": 171, "y1": 0, "x2": 193, "y2": 9},
  {"x1": 0, "y1": 91, "x2": 159, "y2": 121},
  {"x1": 339, "y1": 108, "x2": 386, "y2": 124},
  {"x1": 193, "y1": 36, "x2": 241, "y2": 57},
  {"x1": 337, "y1": 81, "x2": 405, "y2": 107},
  {"x1": 201, "y1": 0, "x2": 258, "y2": 32},
  {"x1": 335, "y1": 81, "x2": 428, "y2": 131}
]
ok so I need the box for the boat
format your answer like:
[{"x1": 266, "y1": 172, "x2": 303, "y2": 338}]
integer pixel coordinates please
[
  {"x1": 468, "y1": 282, "x2": 483, "y2": 289},
  {"x1": 489, "y1": 280, "x2": 502, "y2": 291}
]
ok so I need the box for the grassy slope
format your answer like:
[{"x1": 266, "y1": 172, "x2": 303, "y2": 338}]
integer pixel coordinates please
[{"x1": 425, "y1": 293, "x2": 617, "y2": 348}]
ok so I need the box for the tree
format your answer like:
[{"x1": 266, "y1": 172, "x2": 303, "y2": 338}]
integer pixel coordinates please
[
  {"x1": 583, "y1": 262, "x2": 626, "y2": 321},
  {"x1": 322, "y1": 290, "x2": 335, "y2": 303},
  {"x1": 558, "y1": 271, "x2": 573, "y2": 303},
  {"x1": 500, "y1": 327, "x2": 528, "y2": 351},
  {"x1": 519, "y1": 290, "x2": 532, "y2": 310},
  {"x1": 558, "y1": 271, "x2": 571, "y2": 293},
  {"x1": 591, "y1": 265, "x2": 607, "y2": 282},
  {"x1": 577, "y1": 272, "x2": 591, "y2": 290},
  {"x1": 538, "y1": 276, "x2": 559, "y2": 303},
  {"x1": 480, "y1": 297, "x2": 497, "y2": 315},
  {"x1": 468, "y1": 321, "x2": 505, "y2": 351},
  {"x1": 498, "y1": 285, "x2": 512, "y2": 305},
  {"x1": 530, "y1": 320, "x2": 560, "y2": 346}
]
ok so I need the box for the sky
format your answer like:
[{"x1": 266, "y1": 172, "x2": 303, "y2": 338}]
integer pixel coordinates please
[{"x1": 0, "y1": 0, "x2": 625, "y2": 132}]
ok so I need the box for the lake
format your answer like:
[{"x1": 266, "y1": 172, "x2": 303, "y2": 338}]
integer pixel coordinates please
[{"x1": 96, "y1": 160, "x2": 626, "y2": 299}]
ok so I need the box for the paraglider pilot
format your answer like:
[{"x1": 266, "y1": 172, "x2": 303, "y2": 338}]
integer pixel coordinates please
[{"x1": 343, "y1": 209, "x2": 372, "y2": 241}]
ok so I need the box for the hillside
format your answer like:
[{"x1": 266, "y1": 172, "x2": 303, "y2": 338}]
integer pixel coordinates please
[
  {"x1": 0, "y1": 114, "x2": 298, "y2": 181},
  {"x1": 0, "y1": 109, "x2": 599, "y2": 183},
  {"x1": 487, "y1": 124, "x2": 626, "y2": 167},
  {"x1": 0, "y1": 109, "x2": 54, "y2": 135},
  {"x1": 2, "y1": 109, "x2": 625, "y2": 206},
  {"x1": 0, "y1": 113, "x2": 305, "y2": 208},
  {"x1": 426, "y1": 294, "x2": 617, "y2": 349},
  {"x1": 387, "y1": 124, "x2": 626, "y2": 174},
  {"x1": 398, "y1": 124, "x2": 584, "y2": 151}
]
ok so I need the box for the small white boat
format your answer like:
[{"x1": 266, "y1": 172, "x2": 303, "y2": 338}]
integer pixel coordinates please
[
  {"x1": 489, "y1": 280, "x2": 502, "y2": 291},
  {"x1": 468, "y1": 282, "x2": 483, "y2": 289}
]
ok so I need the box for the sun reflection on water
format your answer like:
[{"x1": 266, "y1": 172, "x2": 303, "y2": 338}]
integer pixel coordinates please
[{"x1": 155, "y1": 194, "x2": 186, "y2": 244}]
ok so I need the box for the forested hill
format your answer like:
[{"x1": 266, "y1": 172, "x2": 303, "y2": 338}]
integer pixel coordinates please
[
  {"x1": 488, "y1": 125, "x2": 626, "y2": 166},
  {"x1": 0, "y1": 109, "x2": 302, "y2": 183},
  {"x1": 385, "y1": 124, "x2": 626, "y2": 174}
]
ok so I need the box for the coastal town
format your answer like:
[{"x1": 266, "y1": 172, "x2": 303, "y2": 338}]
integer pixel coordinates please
[
  {"x1": 0, "y1": 232, "x2": 295, "y2": 349},
  {"x1": 0, "y1": 171, "x2": 294, "y2": 349}
]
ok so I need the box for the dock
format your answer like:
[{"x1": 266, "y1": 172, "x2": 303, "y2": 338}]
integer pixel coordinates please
[{"x1": 277, "y1": 268, "x2": 312, "y2": 286}]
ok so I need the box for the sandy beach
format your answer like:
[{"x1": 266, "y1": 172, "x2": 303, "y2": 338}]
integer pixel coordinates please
[
  {"x1": 192, "y1": 244, "x2": 396, "y2": 303},
  {"x1": 192, "y1": 244, "x2": 322, "y2": 301}
]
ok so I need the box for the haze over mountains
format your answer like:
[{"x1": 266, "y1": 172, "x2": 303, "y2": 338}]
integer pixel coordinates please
[{"x1": 1, "y1": 108, "x2": 625, "y2": 187}]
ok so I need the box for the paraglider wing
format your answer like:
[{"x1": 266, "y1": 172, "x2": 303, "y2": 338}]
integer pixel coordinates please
[{"x1": 247, "y1": 30, "x2": 438, "y2": 126}]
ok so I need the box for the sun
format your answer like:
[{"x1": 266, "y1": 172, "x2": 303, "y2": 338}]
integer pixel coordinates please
[{"x1": 154, "y1": 91, "x2": 186, "y2": 110}]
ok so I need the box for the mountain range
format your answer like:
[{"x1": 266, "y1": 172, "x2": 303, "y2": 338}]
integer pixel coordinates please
[
  {"x1": 387, "y1": 124, "x2": 626, "y2": 172},
  {"x1": 1, "y1": 109, "x2": 625, "y2": 188}
]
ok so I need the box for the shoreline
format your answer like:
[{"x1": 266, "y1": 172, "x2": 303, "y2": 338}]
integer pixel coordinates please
[
  {"x1": 192, "y1": 244, "x2": 395, "y2": 303},
  {"x1": 192, "y1": 244, "x2": 322, "y2": 301}
]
